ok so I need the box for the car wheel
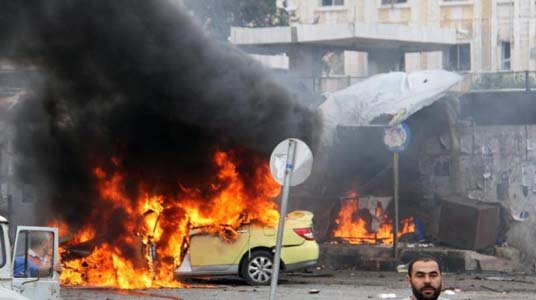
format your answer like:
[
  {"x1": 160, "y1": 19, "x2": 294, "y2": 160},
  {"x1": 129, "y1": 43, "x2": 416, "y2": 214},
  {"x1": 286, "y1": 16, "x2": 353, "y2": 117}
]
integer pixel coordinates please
[{"x1": 240, "y1": 250, "x2": 274, "y2": 285}]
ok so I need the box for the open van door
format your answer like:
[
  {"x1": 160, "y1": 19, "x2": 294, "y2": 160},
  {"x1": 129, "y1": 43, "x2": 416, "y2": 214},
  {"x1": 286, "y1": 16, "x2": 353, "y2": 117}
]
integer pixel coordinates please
[{"x1": 11, "y1": 227, "x2": 60, "y2": 300}]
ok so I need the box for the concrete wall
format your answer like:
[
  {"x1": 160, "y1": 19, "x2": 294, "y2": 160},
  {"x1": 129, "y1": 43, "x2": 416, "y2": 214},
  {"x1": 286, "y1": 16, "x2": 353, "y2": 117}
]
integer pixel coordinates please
[{"x1": 420, "y1": 91, "x2": 536, "y2": 220}]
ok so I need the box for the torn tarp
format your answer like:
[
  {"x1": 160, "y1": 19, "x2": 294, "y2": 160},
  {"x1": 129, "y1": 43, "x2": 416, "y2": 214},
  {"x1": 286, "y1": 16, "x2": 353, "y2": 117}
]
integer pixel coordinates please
[{"x1": 318, "y1": 69, "x2": 462, "y2": 146}]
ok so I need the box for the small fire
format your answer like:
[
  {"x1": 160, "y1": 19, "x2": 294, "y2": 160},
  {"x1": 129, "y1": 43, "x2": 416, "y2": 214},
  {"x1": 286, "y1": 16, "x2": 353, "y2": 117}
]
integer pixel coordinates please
[
  {"x1": 58, "y1": 150, "x2": 281, "y2": 288},
  {"x1": 333, "y1": 197, "x2": 415, "y2": 244}
]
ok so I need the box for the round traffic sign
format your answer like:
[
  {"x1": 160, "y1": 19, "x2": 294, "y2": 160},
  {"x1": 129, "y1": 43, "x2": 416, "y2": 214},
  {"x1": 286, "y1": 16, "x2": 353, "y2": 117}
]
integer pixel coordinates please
[
  {"x1": 383, "y1": 123, "x2": 411, "y2": 153},
  {"x1": 269, "y1": 138, "x2": 313, "y2": 186}
]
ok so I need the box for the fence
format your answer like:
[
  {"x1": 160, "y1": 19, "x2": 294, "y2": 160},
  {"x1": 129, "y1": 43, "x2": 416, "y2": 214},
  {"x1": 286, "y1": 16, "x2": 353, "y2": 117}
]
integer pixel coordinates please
[
  {"x1": 2, "y1": 69, "x2": 535, "y2": 95},
  {"x1": 299, "y1": 71, "x2": 536, "y2": 94},
  {"x1": 298, "y1": 76, "x2": 367, "y2": 93},
  {"x1": 463, "y1": 71, "x2": 536, "y2": 92}
]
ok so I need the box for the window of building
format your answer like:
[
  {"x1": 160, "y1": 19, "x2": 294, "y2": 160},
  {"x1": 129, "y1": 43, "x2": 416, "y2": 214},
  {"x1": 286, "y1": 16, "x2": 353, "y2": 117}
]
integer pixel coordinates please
[
  {"x1": 381, "y1": 0, "x2": 407, "y2": 5},
  {"x1": 448, "y1": 44, "x2": 471, "y2": 71},
  {"x1": 321, "y1": 51, "x2": 345, "y2": 76},
  {"x1": 501, "y1": 41, "x2": 511, "y2": 70},
  {"x1": 322, "y1": 0, "x2": 344, "y2": 6}
]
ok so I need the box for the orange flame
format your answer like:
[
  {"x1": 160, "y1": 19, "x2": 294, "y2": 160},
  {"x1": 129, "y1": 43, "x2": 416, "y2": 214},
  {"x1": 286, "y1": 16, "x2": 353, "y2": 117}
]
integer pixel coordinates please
[
  {"x1": 333, "y1": 198, "x2": 415, "y2": 244},
  {"x1": 58, "y1": 150, "x2": 281, "y2": 288}
]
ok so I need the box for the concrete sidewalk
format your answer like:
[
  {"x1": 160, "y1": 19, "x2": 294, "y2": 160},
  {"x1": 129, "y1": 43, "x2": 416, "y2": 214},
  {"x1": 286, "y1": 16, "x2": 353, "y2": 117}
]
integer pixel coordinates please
[{"x1": 319, "y1": 244, "x2": 522, "y2": 273}]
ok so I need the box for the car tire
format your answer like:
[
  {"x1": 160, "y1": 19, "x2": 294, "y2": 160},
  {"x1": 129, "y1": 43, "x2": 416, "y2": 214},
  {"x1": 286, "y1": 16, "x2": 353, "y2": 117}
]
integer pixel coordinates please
[{"x1": 240, "y1": 250, "x2": 274, "y2": 286}]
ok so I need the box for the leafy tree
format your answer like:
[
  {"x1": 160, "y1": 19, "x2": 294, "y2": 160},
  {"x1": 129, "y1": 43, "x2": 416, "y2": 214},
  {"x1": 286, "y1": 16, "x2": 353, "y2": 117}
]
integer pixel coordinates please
[{"x1": 183, "y1": 0, "x2": 288, "y2": 40}]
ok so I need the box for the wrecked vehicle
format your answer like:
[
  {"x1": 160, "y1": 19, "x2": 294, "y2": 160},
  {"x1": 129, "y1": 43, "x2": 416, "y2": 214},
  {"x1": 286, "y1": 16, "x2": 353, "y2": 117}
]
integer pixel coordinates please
[
  {"x1": 0, "y1": 216, "x2": 60, "y2": 300},
  {"x1": 175, "y1": 210, "x2": 319, "y2": 285}
]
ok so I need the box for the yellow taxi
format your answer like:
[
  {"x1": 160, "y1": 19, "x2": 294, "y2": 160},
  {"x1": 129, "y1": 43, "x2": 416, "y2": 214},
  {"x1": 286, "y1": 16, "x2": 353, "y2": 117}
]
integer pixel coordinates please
[{"x1": 175, "y1": 210, "x2": 319, "y2": 285}]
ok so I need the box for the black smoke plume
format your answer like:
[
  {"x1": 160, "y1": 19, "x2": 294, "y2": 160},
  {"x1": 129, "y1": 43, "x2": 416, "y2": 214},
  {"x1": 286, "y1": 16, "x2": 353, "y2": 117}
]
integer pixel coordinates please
[{"x1": 0, "y1": 1, "x2": 320, "y2": 228}]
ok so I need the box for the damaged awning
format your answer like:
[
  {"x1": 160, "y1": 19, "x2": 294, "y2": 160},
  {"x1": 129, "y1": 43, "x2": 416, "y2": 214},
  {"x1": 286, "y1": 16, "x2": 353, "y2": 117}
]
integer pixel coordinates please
[{"x1": 318, "y1": 69, "x2": 463, "y2": 147}]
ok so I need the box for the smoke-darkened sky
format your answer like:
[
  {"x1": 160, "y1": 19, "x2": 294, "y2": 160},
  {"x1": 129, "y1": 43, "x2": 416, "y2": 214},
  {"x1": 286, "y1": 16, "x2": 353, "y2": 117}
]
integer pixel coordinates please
[{"x1": 0, "y1": 0, "x2": 321, "y2": 226}]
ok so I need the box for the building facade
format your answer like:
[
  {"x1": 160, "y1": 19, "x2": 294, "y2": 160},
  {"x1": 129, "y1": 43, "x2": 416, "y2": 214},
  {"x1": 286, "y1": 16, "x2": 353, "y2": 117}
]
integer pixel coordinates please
[
  {"x1": 231, "y1": 2, "x2": 458, "y2": 91},
  {"x1": 279, "y1": 0, "x2": 536, "y2": 74}
]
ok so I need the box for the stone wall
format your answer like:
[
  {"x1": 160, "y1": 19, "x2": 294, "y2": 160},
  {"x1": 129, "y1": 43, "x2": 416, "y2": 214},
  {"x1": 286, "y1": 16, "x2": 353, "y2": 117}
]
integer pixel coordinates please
[{"x1": 420, "y1": 91, "x2": 536, "y2": 264}]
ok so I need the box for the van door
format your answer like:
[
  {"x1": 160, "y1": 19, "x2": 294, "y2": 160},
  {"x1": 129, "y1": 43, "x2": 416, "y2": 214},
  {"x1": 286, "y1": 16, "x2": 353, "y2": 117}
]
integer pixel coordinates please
[{"x1": 11, "y1": 226, "x2": 60, "y2": 300}]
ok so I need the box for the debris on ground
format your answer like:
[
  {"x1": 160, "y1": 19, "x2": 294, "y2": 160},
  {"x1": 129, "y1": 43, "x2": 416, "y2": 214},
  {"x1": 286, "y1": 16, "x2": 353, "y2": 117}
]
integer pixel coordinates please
[
  {"x1": 396, "y1": 264, "x2": 408, "y2": 273},
  {"x1": 481, "y1": 285, "x2": 508, "y2": 294}
]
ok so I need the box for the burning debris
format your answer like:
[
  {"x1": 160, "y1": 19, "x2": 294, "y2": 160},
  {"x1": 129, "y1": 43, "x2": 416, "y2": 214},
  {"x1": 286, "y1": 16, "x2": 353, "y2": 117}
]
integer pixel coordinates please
[
  {"x1": 332, "y1": 193, "x2": 415, "y2": 245},
  {"x1": 0, "y1": 0, "x2": 320, "y2": 288}
]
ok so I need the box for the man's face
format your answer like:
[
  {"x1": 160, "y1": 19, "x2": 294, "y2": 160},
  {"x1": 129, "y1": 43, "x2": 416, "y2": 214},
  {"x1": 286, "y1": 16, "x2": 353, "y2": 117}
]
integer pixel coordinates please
[{"x1": 407, "y1": 260, "x2": 442, "y2": 300}]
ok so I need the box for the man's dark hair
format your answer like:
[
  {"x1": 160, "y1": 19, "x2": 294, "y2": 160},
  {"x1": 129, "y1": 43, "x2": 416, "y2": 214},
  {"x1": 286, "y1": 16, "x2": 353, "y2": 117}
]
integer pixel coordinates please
[{"x1": 407, "y1": 255, "x2": 442, "y2": 276}]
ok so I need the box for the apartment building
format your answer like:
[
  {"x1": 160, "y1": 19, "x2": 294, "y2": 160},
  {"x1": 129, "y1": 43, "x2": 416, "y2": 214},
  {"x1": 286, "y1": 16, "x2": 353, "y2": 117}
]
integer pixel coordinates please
[{"x1": 232, "y1": 0, "x2": 536, "y2": 79}]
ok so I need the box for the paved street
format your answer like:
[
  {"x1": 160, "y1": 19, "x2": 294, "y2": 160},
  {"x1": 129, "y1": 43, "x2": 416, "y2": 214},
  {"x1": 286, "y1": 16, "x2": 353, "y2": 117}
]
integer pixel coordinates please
[{"x1": 61, "y1": 270, "x2": 536, "y2": 300}]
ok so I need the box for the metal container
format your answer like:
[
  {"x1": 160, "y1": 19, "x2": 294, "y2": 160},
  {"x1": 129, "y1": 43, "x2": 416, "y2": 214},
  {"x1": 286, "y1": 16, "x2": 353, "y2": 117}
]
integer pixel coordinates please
[{"x1": 438, "y1": 198, "x2": 500, "y2": 250}]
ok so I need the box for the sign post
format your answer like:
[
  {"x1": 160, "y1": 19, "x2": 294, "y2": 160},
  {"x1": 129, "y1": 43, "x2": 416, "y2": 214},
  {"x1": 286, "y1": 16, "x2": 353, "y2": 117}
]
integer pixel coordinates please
[
  {"x1": 269, "y1": 138, "x2": 313, "y2": 300},
  {"x1": 393, "y1": 151, "x2": 399, "y2": 260},
  {"x1": 383, "y1": 123, "x2": 410, "y2": 260}
]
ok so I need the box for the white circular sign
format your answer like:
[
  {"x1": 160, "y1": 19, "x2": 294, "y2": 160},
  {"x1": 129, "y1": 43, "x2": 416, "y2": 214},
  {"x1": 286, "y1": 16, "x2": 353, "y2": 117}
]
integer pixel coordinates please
[
  {"x1": 269, "y1": 138, "x2": 313, "y2": 186},
  {"x1": 383, "y1": 123, "x2": 411, "y2": 153}
]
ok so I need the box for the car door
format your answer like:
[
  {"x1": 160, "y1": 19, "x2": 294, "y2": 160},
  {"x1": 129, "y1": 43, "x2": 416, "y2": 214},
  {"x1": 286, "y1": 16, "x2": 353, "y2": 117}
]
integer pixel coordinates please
[
  {"x1": 11, "y1": 226, "x2": 60, "y2": 300},
  {"x1": 189, "y1": 225, "x2": 250, "y2": 272}
]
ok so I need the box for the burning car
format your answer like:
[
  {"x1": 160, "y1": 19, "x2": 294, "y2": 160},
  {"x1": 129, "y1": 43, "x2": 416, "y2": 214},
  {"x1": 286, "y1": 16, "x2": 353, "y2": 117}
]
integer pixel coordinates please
[{"x1": 175, "y1": 210, "x2": 319, "y2": 285}]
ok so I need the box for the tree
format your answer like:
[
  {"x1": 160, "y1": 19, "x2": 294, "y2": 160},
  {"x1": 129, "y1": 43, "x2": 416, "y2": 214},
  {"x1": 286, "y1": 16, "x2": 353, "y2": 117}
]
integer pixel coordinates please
[{"x1": 183, "y1": 0, "x2": 288, "y2": 40}]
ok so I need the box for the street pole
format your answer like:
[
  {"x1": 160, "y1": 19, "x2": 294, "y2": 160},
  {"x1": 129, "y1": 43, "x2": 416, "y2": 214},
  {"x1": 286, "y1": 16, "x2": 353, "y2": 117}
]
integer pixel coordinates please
[
  {"x1": 393, "y1": 152, "x2": 399, "y2": 260},
  {"x1": 269, "y1": 139, "x2": 296, "y2": 300}
]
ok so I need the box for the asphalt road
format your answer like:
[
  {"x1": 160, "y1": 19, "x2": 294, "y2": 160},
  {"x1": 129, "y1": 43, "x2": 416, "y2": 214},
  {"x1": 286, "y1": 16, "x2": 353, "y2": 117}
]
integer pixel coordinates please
[{"x1": 61, "y1": 270, "x2": 536, "y2": 300}]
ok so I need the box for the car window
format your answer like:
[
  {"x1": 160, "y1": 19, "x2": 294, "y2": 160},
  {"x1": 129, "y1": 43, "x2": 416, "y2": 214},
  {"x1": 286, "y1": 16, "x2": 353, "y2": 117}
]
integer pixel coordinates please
[{"x1": 13, "y1": 230, "x2": 55, "y2": 278}]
